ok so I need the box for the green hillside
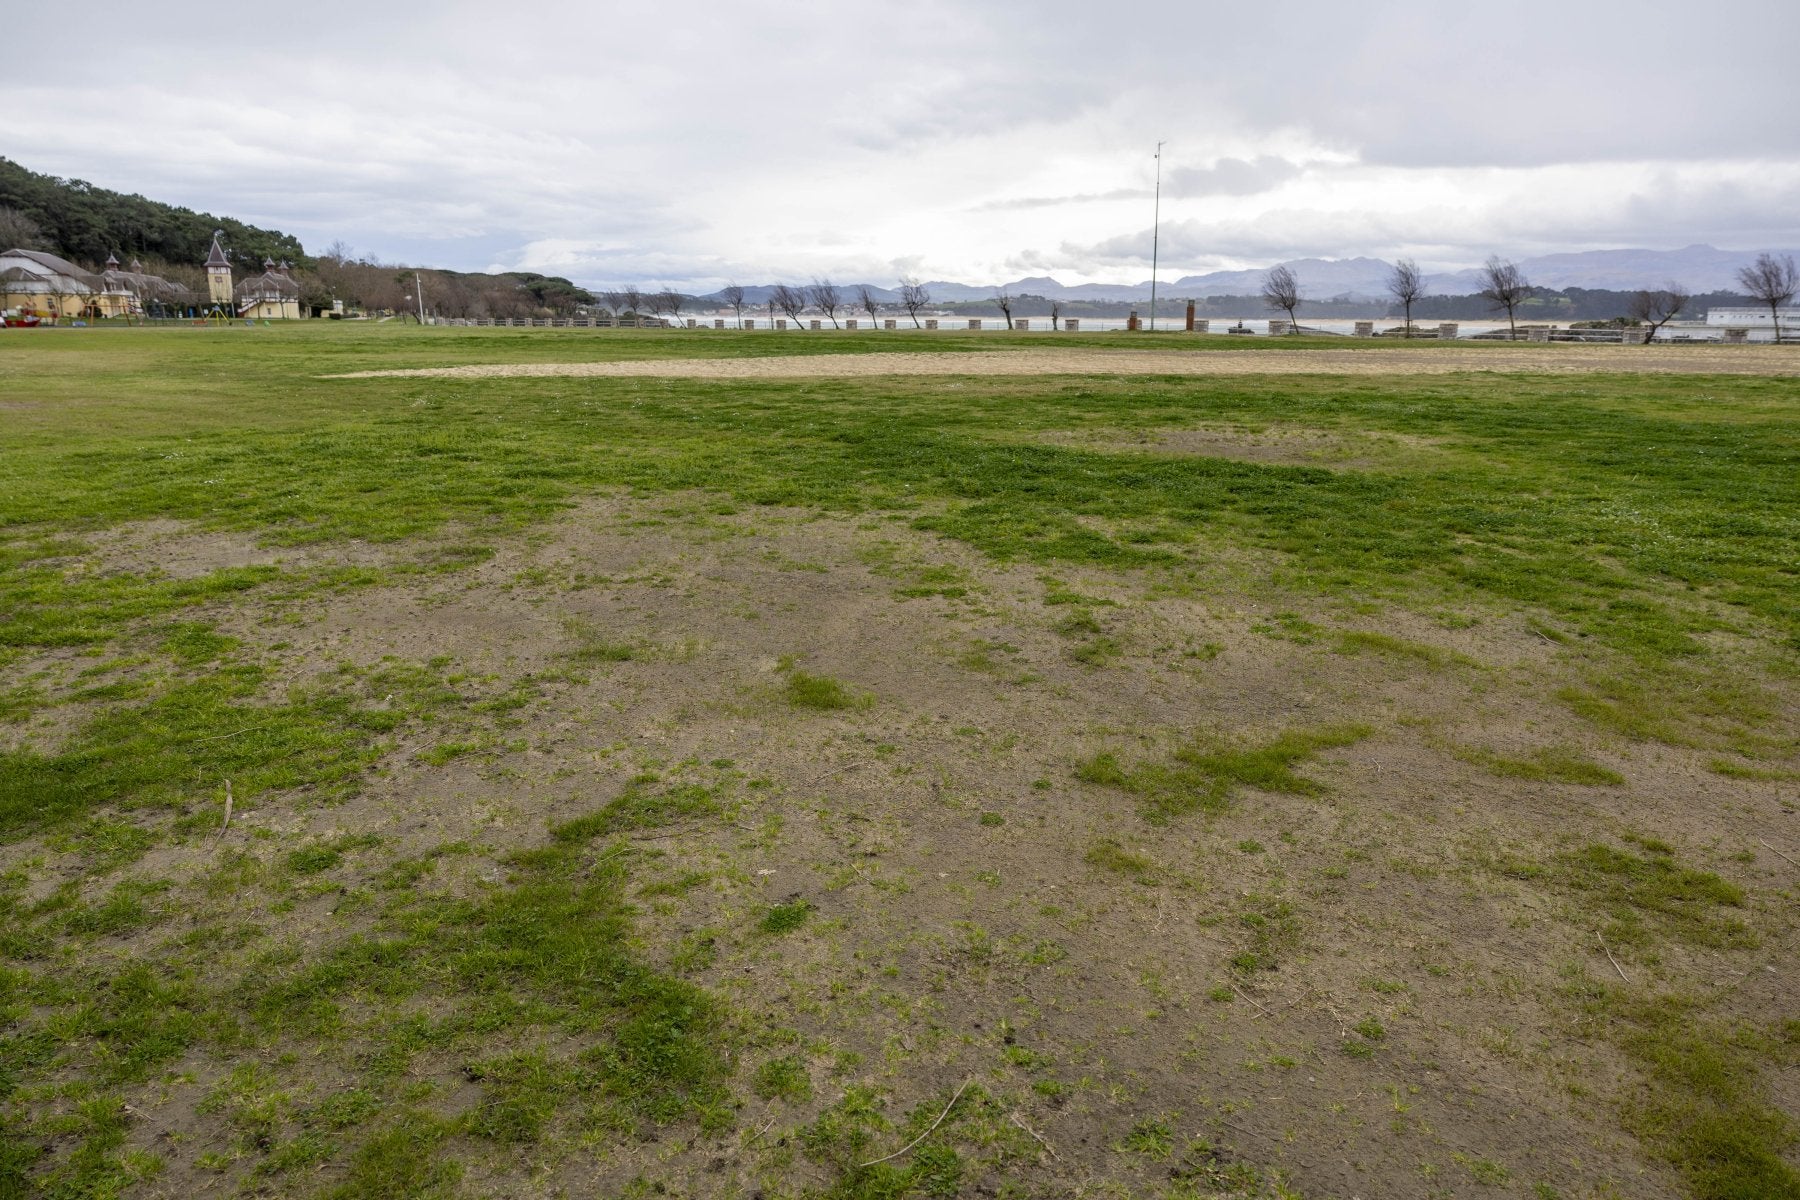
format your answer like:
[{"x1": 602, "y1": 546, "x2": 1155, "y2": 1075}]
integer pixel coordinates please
[{"x1": 0, "y1": 157, "x2": 307, "y2": 268}]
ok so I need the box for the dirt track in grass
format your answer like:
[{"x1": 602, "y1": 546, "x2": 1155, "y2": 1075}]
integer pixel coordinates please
[{"x1": 327, "y1": 343, "x2": 1800, "y2": 380}]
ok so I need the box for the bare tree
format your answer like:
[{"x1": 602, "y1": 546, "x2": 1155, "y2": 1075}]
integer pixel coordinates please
[
  {"x1": 856, "y1": 284, "x2": 881, "y2": 329},
  {"x1": 899, "y1": 277, "x2": 930, "y2": 328},
  {"x1": 993, "y1": 289, "x2": 1015, "y2": 330},
  {"x1": 641, "y1": 291, "x2": 668, "y2": 324},
  {"x1": 719, "y1": 282, "x2": 747, "y2": 328},
  {"x1": 661, "y1": 289, "x2": 686, "y2": 325},
  {"x1": 1049, "y1": 298, "x2": 1063, "y2": 330},
  {"x1": 1478, "y1": 257, "x2": 1532, "y2": 340},
  {"x1": 1628, "y1": 282, "x2": 1691, "y2": 344},
  {"x1": 809, "y1": 278, "x2": 842, "y2": 328},
  {"x1": 1736, "y1": 251, "x2": 1798, "y2": 343},
  {"x1": 1387, "y1": 259, "x2": 1424, "y2": 338},
  {"x1": 599, "y1": 289, "x2": 626, "y2": 318},
  {"x1": 1261, "y1": 265, "x2": 1301, "y2": 333},
  {"x1": 0, "y1": 207, "x2": 45, "y2": 250},
  {"x1": 771, "y1": 283, "x2": 809, "y2": 328},
  {"x1": 622, "y1": 285, "x2": 643, "y2": 321}
]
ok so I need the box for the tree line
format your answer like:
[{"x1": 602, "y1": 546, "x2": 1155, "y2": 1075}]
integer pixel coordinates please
[{"x1": 1262, "y1": 254, "x2": 1797, "y2": 339}]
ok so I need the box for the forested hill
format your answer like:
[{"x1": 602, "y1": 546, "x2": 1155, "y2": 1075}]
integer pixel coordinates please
[{"x1": 0, "y1": 157, "x2": 307, "y2": 268}]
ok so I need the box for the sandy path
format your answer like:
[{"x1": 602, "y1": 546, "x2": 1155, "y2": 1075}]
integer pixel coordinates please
[{"x1": 327, "y1": 344, "x2": 1800, "y2": 381}]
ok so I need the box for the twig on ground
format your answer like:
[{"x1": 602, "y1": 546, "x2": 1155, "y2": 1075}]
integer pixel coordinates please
[
  {"x1": 746, "y1": 1112, "x2": 779, "y2": 1147},
  {"x1": 1009, "y1": 1111, "x2": 1058, "y2": 1160},
  {"x1": 194, "y1": 726, "x2": 261, "y2": 744},
  {"x1": 1759, "y1": 840, "x2": 1799, "y2": 869},
  {"x1": 858, "y1": 1078, "x2": 971, "y2": 1168},
  {"x1": 1598, "y1": 931, "x2": 1630, "y2": 984},
  {"x1": 811, "y1": 761, "x2": 866, "y2": 786},
  {"x1": 1217, "y1": 1118, "x2": 1276, "y2": 1144},
  {"x1": 1231, "y1": 983, "x2": 1276, "y2": 1020},
  {"x1": 212, "y1": 780, "x2": 234, "y2": 843}
]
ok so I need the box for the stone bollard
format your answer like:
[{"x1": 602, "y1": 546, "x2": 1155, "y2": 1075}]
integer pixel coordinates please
[
  {"x1": 1527, "y1": 327, "x2": 1551, "y2": 342},
  {"x1": 1269, "y1": 319, "x2": 1289, "y2": 336},
  {"x1": 925, "y1": 319, "x2": 938, "y2": 330},
  {"x1": 744, "y1": 319, "x2": 754, "y2": 330},
  {"x1": 810, "y1": 319, "x2": 821, "y2": 330},
  {"x1": 1127, "y1": 310, "x2": 1141, "y2": 331},
  {"x1": 884, "y1": 318, "x2": 897, "y2": 329},
  {"x1": 1064, "y1": 318, "x2": 1079, "y2": 331},
  {"x1": 1723, "y1": 328, "x2": 1748, "y2": 344},
  {"x1": 714, "y1": 319, "x2": 725, "y2": 329},
  {"x1": 845, "y1": 319, "x2": 857, "y2": 330},
  {"x1": 686, "y1": 318, "x2": 697, "y2": 329},
  {"x1": 1015, "y1": 319, "x2": 1028, "y2": 331},
  {"x1": 1354, "y1": 321, "x2": 1374, "y2": 337},
  {"x1": 775, "y1": 319, "x2": 786, "y2": 330},
  {"x1": 1438, "y1": 323, "x2": 1459, "y2": 340},
  {"x1": 1185, "y1": 301, "x2": 1197, "y2": 331},
  {"x1": 1193, "y1": 319, "x2": 1209, "y2": 334},
  {"x1": 969, "y1": 318, "x2": 982, "y2": 330}
]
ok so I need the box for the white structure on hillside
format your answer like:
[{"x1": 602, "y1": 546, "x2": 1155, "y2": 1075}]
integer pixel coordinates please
[{"x1": 1705, "y1": 307, "x2": 1800, "y2": 327}]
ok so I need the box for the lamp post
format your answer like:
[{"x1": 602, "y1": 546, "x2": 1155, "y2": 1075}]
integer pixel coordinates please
[{"x1": 1149, "y1": 141, "x2": 1164, "y2": 332}]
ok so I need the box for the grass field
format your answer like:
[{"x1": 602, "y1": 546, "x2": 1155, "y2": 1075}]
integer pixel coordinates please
[{"x1": 1, "y1": 323, "x2": 1796, "y2": 1199}]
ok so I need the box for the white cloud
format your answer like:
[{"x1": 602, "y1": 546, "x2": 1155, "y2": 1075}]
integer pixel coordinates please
[{"x1": 7, "y1": 1, "x2": 1797, "y2": 287}]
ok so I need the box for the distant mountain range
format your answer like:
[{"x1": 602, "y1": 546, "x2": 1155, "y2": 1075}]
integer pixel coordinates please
[{"x1": 701, "y1": 246, "x2": 1792, "y2": 305}]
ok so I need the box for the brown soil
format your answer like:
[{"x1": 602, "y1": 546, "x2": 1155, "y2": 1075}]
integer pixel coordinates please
[
  {"x1": 327, "y1": 344, "x2": 1800, "y2": 380},
  {"x1": 26, "y1": 495, "x2": 1790, "y2": 1198}
]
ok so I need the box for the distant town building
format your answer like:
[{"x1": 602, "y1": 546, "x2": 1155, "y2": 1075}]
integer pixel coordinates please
[
  {"x1": 2, "y1": 233, "x2": 303, "y2": 321},
  {"x1": 1705, "y1": 307, "x2": 1800, "y2": 327}
]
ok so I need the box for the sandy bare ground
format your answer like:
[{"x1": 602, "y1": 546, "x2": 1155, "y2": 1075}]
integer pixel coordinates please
[{"x1": 327, "y1": 343, "x2": 1800, "y2": 380}]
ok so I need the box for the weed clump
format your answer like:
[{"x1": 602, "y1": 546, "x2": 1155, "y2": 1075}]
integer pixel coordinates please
[{"x1": 1076, "y1": 724, "x2": 1370, "y2": 822}]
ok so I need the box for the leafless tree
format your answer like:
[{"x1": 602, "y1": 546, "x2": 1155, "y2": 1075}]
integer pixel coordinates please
[
  {"x1": 1261, "y1": 265, "x2": 1301, "y2": 333},
  {"x1": 1478, "y1": 257, "x2": 1532, "y2": 340},
  {"x1": 1387, "y1": 259, "x2": 1424, "y2": 338},
  {"x1": 809, "y1": 278, "x2": 842, "y2": 328},
  {"x1": 719, "y1": 282, "x2": 747, "y2": 328},
  {"x1": 1736, "y1": 251, "x2": 1798, "y2": 342},
  {"x1": 599, "y1": 289, "x2": 625, "y2": 318},
  {"x1": 1049, "y1": 298, "x2": 1063, "y2": 330},
  {"x1": 622, "y1": 286, "x2": 643, "y2": 321},
  {"x1": 994, "y1": 289, "x2": 1015, "y2": 330},
  {"x1": 641, "y1": 291, "x2": 668, "y2": 324},
  {"x1": 661, "y1": 289, "x2": 686, "y2": 325},
  {"x1": 771, "y1": 283, "x2": 809, "y2": 328},
  {"x1": 1628, "y1": 282, "x2": 1691, "y2": 344},
  {"x1": 899, "y1": 277, "x2": 930, "y2": 328},
  {"x1": 856, "y1": 284, "x2": 881, "y2": 329},
  {"x1": 0, "y1": 207, "x2": 46, "y2": 250}
]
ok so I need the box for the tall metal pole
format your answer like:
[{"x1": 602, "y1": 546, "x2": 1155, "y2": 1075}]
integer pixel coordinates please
[{"x1": 1149, "y1": 141, "x2": 1164, "y2": 332}]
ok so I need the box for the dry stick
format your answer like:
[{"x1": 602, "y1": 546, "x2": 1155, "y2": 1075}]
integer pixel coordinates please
[
  {"x1": 746, "y1": 1112, "x2": 780, "y2": 1148},
  {"x1": 1760, "y1": 840, "x2": 1800, "y2": 869},
  {"x1": 1598, "y1": 931, "x2": 1630, "y2": 984},
  {"x1": 811, "y1": 761, "x2": 866, "y2": 786},
  {"x1": 1009, "y1": 1111, "x2": 1058, "y2": 1161},
  {"x1": 193, "y1": 726, "x2": 261, "y2": 745},
  {"x1": 1231, "y1": 983, "x2": 1276, "y2": 1020},
  {"x1": 1209, "y1": 1115, "x2": 1281, "y2": 1144},
  {"x1": 212, "y1": 780, "x2": 234, "y2": 842},
  {"x1": 857, "y1": 1078, "x2": 971, "y2": 1169}
]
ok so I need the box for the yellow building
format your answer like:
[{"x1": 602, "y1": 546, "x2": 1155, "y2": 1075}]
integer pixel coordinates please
[
  {"x1": 204, "y1": 232, "x2": 304, "y2": 319},
  {"x1": 0, "y1": 249, "x2": 101, "y2": 319}
]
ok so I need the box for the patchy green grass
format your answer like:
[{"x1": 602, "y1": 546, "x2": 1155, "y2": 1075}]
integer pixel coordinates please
[
  {"x1": 1452, "y1": 744, "x2": 1626, "y2": 786},
  {"x1": 1076, "y1": 724, "x2": 1371, "y2": 822},
  {"x1": 2, "y1": 324, "x2": 1795, "y2": 1199}
]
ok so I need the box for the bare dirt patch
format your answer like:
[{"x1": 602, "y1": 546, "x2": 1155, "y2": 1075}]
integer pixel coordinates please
[
  {"x1": 327, "y1": 343, "x2": 1800, "y2": 381},
  {"x1": 29, "y1": 492, "x2": 1786, "y2": 1197}
]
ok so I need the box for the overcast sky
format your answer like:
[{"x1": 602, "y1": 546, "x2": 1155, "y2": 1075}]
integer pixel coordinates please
[{"x1": 11, "y1": 2, "x2": 1799, "y2": 288}]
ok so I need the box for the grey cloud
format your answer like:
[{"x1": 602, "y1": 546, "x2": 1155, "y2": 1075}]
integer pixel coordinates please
[{"x1": 1166, "y1": 157, "x2": 1303, "y2": 198}]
